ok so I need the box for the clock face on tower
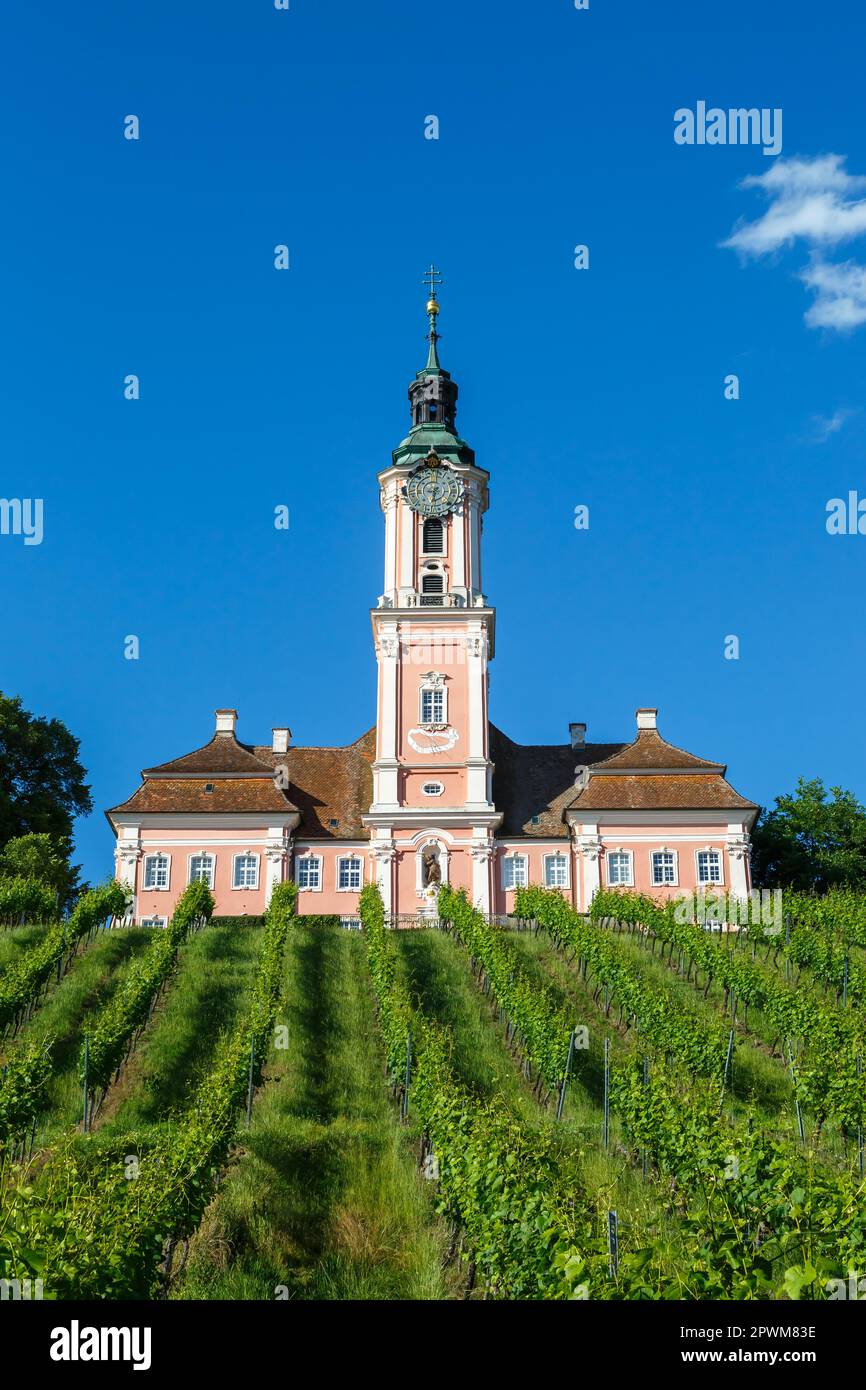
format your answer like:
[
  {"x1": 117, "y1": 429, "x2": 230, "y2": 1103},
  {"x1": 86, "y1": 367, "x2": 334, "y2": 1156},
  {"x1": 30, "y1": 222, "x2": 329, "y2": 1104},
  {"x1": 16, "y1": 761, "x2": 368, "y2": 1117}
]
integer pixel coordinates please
[{"x1": 405, "y1": 464, "x2": 464, "y2": 518}]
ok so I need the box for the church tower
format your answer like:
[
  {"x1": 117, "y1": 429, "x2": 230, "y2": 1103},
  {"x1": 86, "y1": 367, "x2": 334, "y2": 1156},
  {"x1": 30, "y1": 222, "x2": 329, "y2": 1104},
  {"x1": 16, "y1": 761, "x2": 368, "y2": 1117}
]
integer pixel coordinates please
[{"x1": 365, "y1": 270, "x2": 501, "y2": 914}]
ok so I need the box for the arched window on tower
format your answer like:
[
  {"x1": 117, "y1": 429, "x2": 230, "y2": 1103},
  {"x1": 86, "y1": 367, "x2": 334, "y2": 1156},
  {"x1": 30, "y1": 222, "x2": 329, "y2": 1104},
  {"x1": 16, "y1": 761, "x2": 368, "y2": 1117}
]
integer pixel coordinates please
[{"x1": 422, "y1": 517, "x2": 444, "y2": 554}]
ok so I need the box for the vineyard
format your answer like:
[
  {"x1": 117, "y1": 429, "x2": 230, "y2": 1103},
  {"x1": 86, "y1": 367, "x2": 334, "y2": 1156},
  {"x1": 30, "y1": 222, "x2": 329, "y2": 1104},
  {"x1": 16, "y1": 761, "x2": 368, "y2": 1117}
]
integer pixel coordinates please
[{"x1": 1, "y1": 881, "x2": 865, "y2": 1301}]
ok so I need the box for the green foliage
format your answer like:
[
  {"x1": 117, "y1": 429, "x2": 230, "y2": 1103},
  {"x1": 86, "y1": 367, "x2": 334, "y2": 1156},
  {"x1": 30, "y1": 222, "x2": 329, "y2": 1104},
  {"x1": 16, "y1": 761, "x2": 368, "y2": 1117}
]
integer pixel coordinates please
[
  {"x1": 0, "y1": 875, "x2": 56, "y2": 924},
  {"x1": 0, "y1": 833, "x2": 83, "y2": 913},
  {"x1": 515, "y1": 885, "x2": 729, "y2": 1078},
  {"x1": 437, "y1": 884, "x2": 574, "y2": 1090},
  {"x1": 360, "y1": 883, "x2": 604, "y2": 1299},
  {"x1": 0, "y1": 881, "x2": 128, "y2": 1030},
  {"x1": 81, "y1": 879, "x2": 215, "y2": 1092},
  {"x1": 210, "y1": 915, "x2": 266, "y2": 929},
  {"x1": 0, "y1": 875, "x2": 297, "y2": 1298},
  {"x1": 752, "y1": 777, "x2": 866, "y2": 891},
  {"x1": 516, "y1": 884, "x2": 866, "y2": 1297},
  {"x1": 589, "y1": 887, "x2": 866, "y2": 1138},
  {"x1": 0, "y1": 1041, "x2": 53, "y2": 1148},
  {"x1": 0, "y1": 693, "x2": 92, "y2": 845}
]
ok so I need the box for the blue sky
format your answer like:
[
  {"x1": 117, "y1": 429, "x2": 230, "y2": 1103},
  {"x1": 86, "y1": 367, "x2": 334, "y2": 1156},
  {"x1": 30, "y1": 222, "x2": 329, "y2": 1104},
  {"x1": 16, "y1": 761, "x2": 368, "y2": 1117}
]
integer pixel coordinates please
[{"x1": 2, "y1": 0, "x2": 865, "y2": 886}]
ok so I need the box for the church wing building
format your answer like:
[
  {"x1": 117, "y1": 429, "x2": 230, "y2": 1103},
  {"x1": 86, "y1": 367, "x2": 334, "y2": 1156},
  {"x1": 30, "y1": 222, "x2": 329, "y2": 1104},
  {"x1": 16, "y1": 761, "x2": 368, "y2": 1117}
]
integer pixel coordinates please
[{"x1": 108, "y1": 284, "x2": 757, "y2": 923}]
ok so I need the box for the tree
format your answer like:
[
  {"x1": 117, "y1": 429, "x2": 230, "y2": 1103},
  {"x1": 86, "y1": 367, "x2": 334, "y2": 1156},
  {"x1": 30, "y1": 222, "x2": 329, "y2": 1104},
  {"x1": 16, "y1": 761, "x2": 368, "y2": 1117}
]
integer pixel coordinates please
[
  {"x1": 0, "y1": 693, "x2": 92, "y2": 844},
  {"x1": 0, "y1": 833, "x2": 84, "y2": 912},
  {"x1": 750, "y1": 778, "x2": 866, "y2": 892}
]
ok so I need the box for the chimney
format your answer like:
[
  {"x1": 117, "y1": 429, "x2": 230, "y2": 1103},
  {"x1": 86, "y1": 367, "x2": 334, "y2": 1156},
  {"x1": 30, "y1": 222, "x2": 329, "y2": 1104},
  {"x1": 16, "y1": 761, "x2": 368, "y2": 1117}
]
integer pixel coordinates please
[
  {"x1": 215, "y1": 708, "x2": 238, "y2": 736},
  {"x1": 636, "y1": 708, "x2": 657, "y2": 731},
  {"x1": 569, "y1": 722, "x2": 586, "y2": 749},
  {"x1": 272, "y1": 727, "x2": 291, "y2": 754}
]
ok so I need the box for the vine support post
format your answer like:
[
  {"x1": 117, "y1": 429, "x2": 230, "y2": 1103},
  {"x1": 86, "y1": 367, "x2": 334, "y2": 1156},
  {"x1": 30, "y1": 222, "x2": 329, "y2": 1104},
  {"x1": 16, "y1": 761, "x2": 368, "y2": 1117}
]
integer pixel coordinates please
[
  {"x1": 858, "y1": 1055, "x2": 864, "y2": 1178},
  {"x1": 402, "y1": 1030, "x2": 412, "y2": 1121},
  {"x1": 556, "y1": 1029, "x2": 577, "y2": 1121},
  {"x1": 786, "y1": 1041, "x2": 805, "y2": 1143},
  {"x1": 607, "y1": 1209, "x2": 619, "y2": 1281},
  {"x1": 641, "y1": 1056, "x2": 650, "y2": 1179},
  {"x1": 719, "y1": 1029, "x2": 735, "y2": 1114},
  {"x1": 245, "y1": 1036, "x2": 255, "y2": 1127},
  {"x1": 784, "y1": 913, "x2": 791, "y2": 984},
  {"x1": 603, "y1": 1037, "x2": 610, "y2": 1150},
  {"x1": 82, "y1": 1033, "x2": 90, "y2": 1133}
]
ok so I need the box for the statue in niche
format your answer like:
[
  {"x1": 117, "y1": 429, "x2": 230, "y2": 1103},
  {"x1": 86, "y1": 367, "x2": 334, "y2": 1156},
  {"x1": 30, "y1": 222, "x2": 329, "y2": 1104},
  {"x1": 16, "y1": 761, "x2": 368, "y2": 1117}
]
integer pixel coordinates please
[{"x1": 423, "y1": 847, "x2": 442, "y2": 887}]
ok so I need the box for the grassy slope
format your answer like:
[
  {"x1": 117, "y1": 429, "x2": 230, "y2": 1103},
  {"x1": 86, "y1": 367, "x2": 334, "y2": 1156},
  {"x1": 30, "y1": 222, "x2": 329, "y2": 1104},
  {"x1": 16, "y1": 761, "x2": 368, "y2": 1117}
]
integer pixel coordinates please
[
  {"x1": 395, "y1": 928, "x2": 687, "y2": 1281},
  {"x1": 177, "y1": 921, "x2": 454, "y2": 1301},
  {"x1": 95, "y1": 923, "x2": 266, "y2": 1139},
  {"x1": 0, "y1": 923, "x2": 51, "y2": 971},
  {"x1": 1, "y1": 928, "x2": 156, "y2": 1143}
]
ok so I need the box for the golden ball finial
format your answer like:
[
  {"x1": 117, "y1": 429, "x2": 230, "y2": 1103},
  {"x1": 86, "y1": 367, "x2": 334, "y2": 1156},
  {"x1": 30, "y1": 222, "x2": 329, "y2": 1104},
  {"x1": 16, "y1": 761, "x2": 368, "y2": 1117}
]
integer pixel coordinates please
[{"x1": 426, "y1": 297, "x2": 440, "y2": 315}]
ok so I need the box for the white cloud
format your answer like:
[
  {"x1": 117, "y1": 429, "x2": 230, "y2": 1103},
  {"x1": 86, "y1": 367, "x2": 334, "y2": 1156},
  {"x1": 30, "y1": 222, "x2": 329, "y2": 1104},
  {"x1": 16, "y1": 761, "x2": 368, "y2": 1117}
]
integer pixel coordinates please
[
  {"x1": 800, "y1": 259, "x2": 866, "y2": 330},
  {"x1": 808, "y1": 406, "x2": 858, "y2": 442},
  {"x1": 723, "y1": 155, "x2": 866, "y2": 255},
  {"x1": 723, "y1": 155, "x2": 866, "y2": 333}
]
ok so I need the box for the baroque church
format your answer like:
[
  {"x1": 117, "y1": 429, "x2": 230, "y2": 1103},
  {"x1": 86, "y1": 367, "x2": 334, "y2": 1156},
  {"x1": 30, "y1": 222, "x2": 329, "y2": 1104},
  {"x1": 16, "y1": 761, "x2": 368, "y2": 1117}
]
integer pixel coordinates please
[{"x1": 109, "y1": 276, "x2": 757, "y2": 924}]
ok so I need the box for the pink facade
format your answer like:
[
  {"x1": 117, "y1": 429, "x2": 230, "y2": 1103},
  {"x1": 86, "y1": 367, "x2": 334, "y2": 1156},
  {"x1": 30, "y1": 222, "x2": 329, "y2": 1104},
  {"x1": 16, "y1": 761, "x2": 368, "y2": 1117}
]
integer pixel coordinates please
[{"x1": 108, "y1": 289, "x2": 757, "y2": 922}]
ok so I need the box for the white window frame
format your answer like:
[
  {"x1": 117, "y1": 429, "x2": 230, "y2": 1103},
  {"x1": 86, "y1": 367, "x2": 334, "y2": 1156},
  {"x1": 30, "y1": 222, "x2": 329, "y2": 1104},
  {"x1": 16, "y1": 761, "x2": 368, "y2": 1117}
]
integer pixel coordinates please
[
  {"x1": 419, "y1": 685, "x2": 447, "y2": 726},
  {"x1": 143, "y1": 853, "x2": 171, "y2": 892},
  {"x1": 696, "y1": 849, "x2": 724, "y2": 886},
  {"x1": 232, "y1": 853, "x2": 259, "y2": 890},
  {"x1": 421, "y1": 781, "x2": 445, "y2": 796},
  {"x1": 543, "y1": 853, "x2": 569, "y2": 889},
  {"x1": 650, "y1": 849, "x2": 678, "y2": 887},
  {"x1": 139, "y1": 914, "x2": 167, "y2": 929},
  {"x1": 501, "y1": 854, "x2": 528, "y2": 891},
  {"x1": 337, "y1": 856, "x2": 363, "y2": 892},
  {"x1": 606, "y1": 850, "x2": 634, "y2": 887},
  {"x1": 188, "y1": 852, "x2": 215, "y2": 888},
  {"x1": 296, "y1": 855, "x2": 323, "y2": 892}
]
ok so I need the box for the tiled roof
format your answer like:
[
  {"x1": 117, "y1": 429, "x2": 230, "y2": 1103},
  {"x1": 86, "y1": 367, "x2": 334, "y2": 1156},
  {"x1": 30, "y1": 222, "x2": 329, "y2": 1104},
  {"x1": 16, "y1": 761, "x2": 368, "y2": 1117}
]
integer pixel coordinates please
[
  {"x1": 252, "y1": 729, "x2": 376, "y2": 839},
  {"x1": 490, "y1": 724, "x2": 625, "y2": 837},
  {"x1": 143, "y1": 733, "x2": 276, "y2": 777},
  {"x1": 108, "y1": 777, "x2": 296, "y2": 815},
  {"x1": 109, "y1": 728, "x2": 376, "y2": 832},
  {"x1": 568, "y1": 773, "x2": 757, "y2": 812},
  {"x1": 591, "y1": 728, "x2": 724, "y2": 772}
]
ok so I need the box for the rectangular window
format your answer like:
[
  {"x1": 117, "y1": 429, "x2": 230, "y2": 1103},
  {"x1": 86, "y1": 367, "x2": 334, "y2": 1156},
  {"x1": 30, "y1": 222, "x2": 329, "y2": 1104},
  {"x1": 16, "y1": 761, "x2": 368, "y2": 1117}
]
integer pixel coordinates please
[
  {"x1": 420, "y1": 688, "x2": 445, "y2": 724},
  {"x1": 297, "y1": 857, "x2": 322, "y2": 891},
  {"x1": 544, "y1": 854, "x2": 568, "y2": 888},
  {"x1": 338, "y1": 856, "x2": 362, "y2": 891},
  {"x1": 607, "y1": 852, "x2": 632, "y2": 886},
  {"x1": 697, "y1": 850, "x2": 722, "y2": 884},
  {"x1": 143, "y1": 854, "x2": 169, "y2": 890},
  {"x1": 189, "y1": 854, "x2": 215, "y2": 888},
  {"x1": 651, "y1": 851, "x2": 676, "y2": 885},
  {"x1": 233, "y1": 854, "x2": 259, "y2": 889},
  {"x1": 502, "y1": 855, "x2": 527, "y2": 890},
  {"x1": 139, "y1": 915, "x2": 167, "y2": 929}
]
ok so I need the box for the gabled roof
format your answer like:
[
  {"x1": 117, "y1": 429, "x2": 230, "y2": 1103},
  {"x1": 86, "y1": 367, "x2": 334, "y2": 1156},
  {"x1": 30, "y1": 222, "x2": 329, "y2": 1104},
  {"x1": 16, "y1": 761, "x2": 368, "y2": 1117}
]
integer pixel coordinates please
[
  {"x1": 567, "y1": 773, "x2": 756, "y2": 812},
  {"x1": 589, "y1": 728, "x2": 725, "y2": 773},
  {"x1": 143, "y1": 733, "x2": 275, "y2": 777},
  {"x1": 108, "y1": 777, "x2": 296, "y2": 816}
]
